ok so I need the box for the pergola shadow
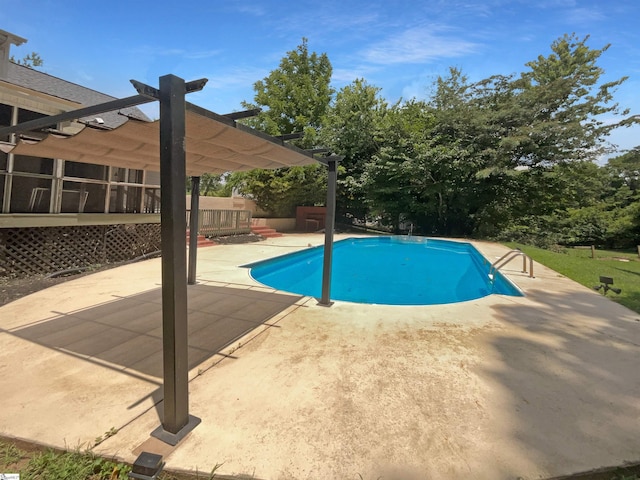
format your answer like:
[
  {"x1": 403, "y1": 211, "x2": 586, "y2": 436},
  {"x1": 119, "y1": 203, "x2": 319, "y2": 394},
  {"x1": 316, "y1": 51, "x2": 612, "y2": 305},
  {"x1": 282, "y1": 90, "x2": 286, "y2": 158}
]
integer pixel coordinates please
[{"x1": 11, "y1": 284, "x2": 302, "y2": 379}]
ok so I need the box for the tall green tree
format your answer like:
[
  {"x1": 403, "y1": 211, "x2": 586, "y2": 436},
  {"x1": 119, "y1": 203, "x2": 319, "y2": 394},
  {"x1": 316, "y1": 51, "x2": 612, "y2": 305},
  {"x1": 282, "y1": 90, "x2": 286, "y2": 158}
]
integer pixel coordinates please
[
  {"x1": 241, "y1": 37, "x2": 333, "y2": 148},
  {"x1": 321, "y1": 78, "x2": 387, "y2": 220},
  {"x1": 510, "y1": 34, "x2": 631, "y2": 166},
  {"x1": 355, "y1": 34, "x2": 634, "y2": 237},
  {"x1": 228, "y1": 39, "x2": 333, "y2": 217}
]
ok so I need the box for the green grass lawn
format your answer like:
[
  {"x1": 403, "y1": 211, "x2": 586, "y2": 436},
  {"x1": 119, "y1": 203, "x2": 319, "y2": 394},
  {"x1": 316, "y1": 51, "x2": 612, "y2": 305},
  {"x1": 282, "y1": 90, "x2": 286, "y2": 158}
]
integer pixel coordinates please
[{"x1": 505, "y1": 243, "x2": 640, "y2": 314}]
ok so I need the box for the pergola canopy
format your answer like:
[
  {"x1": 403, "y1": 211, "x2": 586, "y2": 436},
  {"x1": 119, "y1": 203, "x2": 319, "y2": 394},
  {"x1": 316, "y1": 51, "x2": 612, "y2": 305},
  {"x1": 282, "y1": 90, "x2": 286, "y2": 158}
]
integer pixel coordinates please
[{"x1": 0, "y1": 103, "x2": 318, "y2": 176}]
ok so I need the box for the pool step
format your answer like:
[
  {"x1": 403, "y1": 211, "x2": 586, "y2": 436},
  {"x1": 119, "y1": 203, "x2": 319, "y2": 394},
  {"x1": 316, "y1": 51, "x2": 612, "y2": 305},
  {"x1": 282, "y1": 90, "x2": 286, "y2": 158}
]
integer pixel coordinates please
[{"x1": 251, "y1": 225, "x2": 283, "y2": 238}]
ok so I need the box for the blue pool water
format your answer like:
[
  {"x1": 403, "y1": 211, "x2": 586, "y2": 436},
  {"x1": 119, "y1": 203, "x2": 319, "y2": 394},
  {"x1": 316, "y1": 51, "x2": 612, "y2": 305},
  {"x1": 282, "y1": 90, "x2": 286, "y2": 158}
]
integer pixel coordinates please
[{"x1": 247, "y1": 237, "x2": 522, "y2": 305}]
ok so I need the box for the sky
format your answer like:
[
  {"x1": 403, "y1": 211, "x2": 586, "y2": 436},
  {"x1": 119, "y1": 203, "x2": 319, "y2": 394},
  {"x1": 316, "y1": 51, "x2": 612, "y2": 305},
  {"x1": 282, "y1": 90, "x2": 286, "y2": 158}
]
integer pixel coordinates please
[{"x1": 1, "y1": 0, "x2": 639, "y2": 160}]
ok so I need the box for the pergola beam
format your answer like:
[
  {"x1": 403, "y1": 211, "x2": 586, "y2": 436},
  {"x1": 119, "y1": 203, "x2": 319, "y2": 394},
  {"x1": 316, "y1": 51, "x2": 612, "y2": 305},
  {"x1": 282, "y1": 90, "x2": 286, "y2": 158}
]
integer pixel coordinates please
[
  {"x1": 276, "y1": 132, "x2": 303, "y2": 141},
  {"x1": 0, "y1": 95, "x2": 154, "y2": 137},
  {"x1": 222, "y1": 108, "x2": 261, "y2": 120}
]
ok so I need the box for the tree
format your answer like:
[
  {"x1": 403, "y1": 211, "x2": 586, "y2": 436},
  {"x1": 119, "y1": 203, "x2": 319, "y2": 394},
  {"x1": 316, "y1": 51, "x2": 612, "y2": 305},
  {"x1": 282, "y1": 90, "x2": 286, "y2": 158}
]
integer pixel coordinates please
[
  {"x1": 185, "y1": 173, "x2": 230, "y2": 197},
  {"x1": 228, "y1": 39, "x2": 333, "y2": 216},
  {"x1": 607, "y1": 146, "x2": 640, "y2": 192},
  {"x1": 352, "y1": 34, "x2": 634, "y2": 237},
  {"x1": 10, "y1": 51, "x2": 43, "y2": 69},
  {"x1": 321, "y1": 78, "x2": 387, "y2": 221},
  {"x1": 240, "y1": 37, "x2": 333, "y2": 148},
  {"x1": 226, "y1": 165, "x2": 327, "y2": 217},
  {"x1": 509, "y1": 34, "x2": 631, "y2": 166},
  {"x1": 360, "y1": 100, "x2": 465, "y2": 233}
]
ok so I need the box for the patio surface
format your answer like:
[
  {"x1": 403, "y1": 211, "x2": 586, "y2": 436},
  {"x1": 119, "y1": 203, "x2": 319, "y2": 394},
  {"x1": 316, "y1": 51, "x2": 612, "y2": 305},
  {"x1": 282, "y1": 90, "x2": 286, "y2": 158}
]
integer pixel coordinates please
[{"x1": 0, "y1": 234, "x2": 639, "y2": 479}]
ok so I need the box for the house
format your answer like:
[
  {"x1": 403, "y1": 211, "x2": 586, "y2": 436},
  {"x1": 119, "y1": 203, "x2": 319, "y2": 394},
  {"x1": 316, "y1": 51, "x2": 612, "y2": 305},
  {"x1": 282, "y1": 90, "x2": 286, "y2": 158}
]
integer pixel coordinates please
[{"x1": 0, "y1": 29, "x2": 162, "y2": 277}]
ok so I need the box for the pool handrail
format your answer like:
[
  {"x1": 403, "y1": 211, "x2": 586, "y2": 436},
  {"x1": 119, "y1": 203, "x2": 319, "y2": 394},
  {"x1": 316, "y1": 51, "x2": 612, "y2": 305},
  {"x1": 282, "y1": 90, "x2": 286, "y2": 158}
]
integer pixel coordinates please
[{"x1": 488, "y1": 248, "x2": 534, "y2": 280}]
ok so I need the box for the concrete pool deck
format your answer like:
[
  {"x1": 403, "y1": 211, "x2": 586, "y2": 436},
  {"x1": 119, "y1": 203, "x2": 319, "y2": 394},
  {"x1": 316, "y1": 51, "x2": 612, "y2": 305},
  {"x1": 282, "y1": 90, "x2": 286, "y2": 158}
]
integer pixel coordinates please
[{"x1": 0, "y1": 234, "x2": 639, "y2": 479}]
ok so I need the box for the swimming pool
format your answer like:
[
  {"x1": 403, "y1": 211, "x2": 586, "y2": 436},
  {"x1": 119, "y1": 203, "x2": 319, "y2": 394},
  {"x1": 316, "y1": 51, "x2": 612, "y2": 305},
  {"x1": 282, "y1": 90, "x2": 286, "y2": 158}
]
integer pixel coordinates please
[{"x1": 247, "y1": 236, "x2": 523, "y2": 305}]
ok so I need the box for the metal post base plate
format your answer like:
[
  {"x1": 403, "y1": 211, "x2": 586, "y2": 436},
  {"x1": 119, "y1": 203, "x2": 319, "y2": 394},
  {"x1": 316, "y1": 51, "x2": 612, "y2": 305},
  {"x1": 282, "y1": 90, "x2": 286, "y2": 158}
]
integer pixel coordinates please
[
  {"x1": 316, "y1": 298, "x2": 334, "y2": 307},
  {"x1": 150, "y1": 415, "x2": 201, "y2": 446}
]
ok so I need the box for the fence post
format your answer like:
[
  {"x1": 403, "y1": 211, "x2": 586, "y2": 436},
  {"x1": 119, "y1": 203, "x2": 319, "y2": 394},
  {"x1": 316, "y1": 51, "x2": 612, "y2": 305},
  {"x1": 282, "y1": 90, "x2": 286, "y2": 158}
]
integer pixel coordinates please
[{"x1": 591, "y1": 245, "x2": 595, "y2": 259}]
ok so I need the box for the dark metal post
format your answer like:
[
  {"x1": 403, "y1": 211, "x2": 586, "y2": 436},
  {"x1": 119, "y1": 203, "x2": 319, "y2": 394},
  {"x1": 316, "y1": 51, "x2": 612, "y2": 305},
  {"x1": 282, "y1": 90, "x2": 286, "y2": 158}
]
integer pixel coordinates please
[
  {"x1": 151, "y1": 74, "x2": 200, "y2": 444},
  {"x1": 319, "y1": 156, "x2": 338, "y2": 306},
  {"x1": 188, "y1": 176, "x2": 200, "y2": 285}
]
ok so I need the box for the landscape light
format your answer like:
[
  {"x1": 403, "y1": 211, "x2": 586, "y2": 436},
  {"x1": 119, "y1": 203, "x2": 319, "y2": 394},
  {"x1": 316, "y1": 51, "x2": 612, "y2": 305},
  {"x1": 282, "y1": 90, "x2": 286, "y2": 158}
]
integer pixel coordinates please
[{"x1": 128, "y1": 452, "x2": 164, "y2": 480}]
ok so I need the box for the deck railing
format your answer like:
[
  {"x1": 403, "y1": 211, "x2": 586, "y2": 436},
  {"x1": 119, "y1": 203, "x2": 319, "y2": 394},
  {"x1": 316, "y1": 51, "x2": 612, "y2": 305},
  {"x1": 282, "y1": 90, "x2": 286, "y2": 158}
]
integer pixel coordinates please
[{"x1": 186, "y1": 209, "x2": 252, "y2": 237}]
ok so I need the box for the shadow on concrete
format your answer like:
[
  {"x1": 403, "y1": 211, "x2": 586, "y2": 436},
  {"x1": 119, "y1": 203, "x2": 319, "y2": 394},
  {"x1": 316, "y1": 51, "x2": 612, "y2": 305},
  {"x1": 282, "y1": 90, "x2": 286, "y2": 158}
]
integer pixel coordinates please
[
  {"x1": 10, "y1": 283, "x2": 302, "y2": 380},
  {"x1": 486, "y1": 287, "x2": 640, "y2": 477}
]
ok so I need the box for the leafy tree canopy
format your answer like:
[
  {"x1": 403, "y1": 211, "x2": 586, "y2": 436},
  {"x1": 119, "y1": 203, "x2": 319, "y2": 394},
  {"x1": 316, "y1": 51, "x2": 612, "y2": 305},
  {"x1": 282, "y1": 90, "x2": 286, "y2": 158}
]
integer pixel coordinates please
[
  {"x1": 229, "y1": 38, "x2": 333, "y2": 216},
  {"x1": 241, "y1": 37, "x2": 333, "y2": 149}
]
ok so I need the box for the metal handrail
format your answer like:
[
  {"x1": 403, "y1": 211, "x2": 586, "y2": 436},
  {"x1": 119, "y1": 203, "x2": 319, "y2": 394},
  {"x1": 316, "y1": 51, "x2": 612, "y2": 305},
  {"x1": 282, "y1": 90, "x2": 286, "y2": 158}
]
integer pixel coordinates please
[{"x1": 488, "y1": 249, "x2": 534, "y2": 280}]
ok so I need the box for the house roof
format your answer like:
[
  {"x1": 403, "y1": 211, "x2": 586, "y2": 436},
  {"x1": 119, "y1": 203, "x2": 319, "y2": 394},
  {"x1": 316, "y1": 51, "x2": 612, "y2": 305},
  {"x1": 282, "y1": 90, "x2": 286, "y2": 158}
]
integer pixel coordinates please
[{"x1": 3, "y1": 63, "x2": 150, "y2": 127}]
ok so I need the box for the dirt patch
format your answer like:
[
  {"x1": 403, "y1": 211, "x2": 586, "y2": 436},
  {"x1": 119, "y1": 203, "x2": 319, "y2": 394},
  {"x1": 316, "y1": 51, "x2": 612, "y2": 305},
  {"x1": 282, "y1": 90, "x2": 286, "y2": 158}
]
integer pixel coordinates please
[
  {"x1": 0, "y1": 264, "x2": 121, "y2": 308},
  {"x1": 210, "y1": 233, "x2": 264, "y2": 245},
  {"x1": 0, "y1": 275, "x2": 72, "y2": 307}
]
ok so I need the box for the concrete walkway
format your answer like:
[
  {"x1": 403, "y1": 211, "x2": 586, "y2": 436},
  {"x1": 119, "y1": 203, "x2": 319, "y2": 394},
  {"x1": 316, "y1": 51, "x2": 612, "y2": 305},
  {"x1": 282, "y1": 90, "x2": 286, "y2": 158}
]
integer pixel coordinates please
[{"x1": 1, "y1": 234, "x2": 639, "y2": 479}]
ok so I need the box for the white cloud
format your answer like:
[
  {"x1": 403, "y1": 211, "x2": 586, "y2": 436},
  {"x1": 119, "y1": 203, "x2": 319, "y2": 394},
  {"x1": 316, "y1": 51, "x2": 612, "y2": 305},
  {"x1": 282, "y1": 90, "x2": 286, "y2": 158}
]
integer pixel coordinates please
[
  {"x1": 361, "y1": 26, "x2": 480, "y2": 65},
  {"x1": 229, "y1": 2, "x2": 267, "y2": 17},
  {"x1": 331, "y1": 66, "x2": 381, "y2": 84},
  {"x1": 131, "y1": 45, "x2": 221, "y2": 60},
  {"x1": 183, "y1": 50, "x2": 223, "y2": 60},
  {"x1": 565, "y1": 6, "x2": 605, "y2": 24}
]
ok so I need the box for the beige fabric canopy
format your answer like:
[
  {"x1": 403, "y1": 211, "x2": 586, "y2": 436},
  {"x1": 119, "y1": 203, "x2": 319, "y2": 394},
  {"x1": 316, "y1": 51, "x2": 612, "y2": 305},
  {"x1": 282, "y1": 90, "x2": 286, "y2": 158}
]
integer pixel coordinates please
[{"x1": 0, "y1": 108, "x2": 317, "y2": 176}]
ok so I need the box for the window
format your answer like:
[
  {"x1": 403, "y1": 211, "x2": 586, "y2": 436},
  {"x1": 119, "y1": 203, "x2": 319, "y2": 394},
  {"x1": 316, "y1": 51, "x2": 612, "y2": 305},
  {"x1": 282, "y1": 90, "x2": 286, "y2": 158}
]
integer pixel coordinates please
[
  {"x1": 13, "y1": 154, "x2": 54, "y2": 175},
  {"x1": 0, "y1": 174, "x2": 5, "y2": 212},
  {"x1": 61, "y1": 181, "x2": 107, "y2": 214},
  {"x1": 0, "y1": 103, "x2": 12, "y2": 142},
  {"x1": 17, "y1": 108, "x2": 55, "y2": 131},
  {"x1": 109, "y1": 185, "x2": 143, "y2": 213},
  {"x1": 112, "y1": 167, "x2": 143, "y2": 184},
  {"x1": 11, "y1": 176, "x2": 52, "y2": 213},
  {"x1": 1, "y1": 103, "x2": 161, "y2": 215},
  {"x1": 64, "y1": 160, "x2": 108, "y2": 181},
  {"x1": 144, "y1": 188, "x2": 161, "y2": 213}
]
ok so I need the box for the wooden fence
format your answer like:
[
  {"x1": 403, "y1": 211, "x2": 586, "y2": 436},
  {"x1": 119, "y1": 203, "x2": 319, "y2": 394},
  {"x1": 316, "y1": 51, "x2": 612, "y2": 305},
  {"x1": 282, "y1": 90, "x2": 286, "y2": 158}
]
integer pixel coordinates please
[{"x1": 186, "y1": 209, "x2": 252, "y2": 237}]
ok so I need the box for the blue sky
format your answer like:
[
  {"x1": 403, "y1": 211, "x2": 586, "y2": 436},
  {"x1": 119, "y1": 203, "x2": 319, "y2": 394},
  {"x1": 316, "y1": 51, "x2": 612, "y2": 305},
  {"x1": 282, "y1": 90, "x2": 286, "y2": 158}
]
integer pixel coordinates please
[{"x1": 1, "y1": 0, "x2": 639, "y2": 159}]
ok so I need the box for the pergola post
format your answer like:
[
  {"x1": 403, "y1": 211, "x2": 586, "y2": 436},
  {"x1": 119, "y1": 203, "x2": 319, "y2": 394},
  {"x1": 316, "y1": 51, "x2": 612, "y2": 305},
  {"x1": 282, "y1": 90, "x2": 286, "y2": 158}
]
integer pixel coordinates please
[
  {"x1": 188, "y1": 176, "x2": 200, "y2": 285},
  {"x1": 319, "y1": 156, "x2": 339, "y2": 306},
  {"x1": 151, "y1": 74, "x2": 200, "y2": 445}
]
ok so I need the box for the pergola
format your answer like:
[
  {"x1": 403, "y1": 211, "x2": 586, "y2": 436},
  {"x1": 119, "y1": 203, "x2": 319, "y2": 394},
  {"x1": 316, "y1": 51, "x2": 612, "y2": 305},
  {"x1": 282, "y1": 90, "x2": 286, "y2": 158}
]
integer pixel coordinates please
[{"x1": 0, "y1": 74, "x2": 339, "y2": 444}]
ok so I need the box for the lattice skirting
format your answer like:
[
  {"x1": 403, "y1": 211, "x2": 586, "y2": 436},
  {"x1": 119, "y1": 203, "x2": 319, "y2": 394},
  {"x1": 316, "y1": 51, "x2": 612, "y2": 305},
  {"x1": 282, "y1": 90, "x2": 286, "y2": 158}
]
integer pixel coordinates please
[{"x1": 0, "y1": 224, "x2": 162, "y2": 278}]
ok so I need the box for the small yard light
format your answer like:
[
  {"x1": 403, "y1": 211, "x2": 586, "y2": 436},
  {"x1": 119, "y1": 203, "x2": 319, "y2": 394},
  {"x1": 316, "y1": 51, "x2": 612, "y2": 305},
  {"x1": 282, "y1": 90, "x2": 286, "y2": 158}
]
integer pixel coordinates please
[
  {"x1": 129, "y1": 452, "x2": 164, "y2": 480},
  {"x1": 594, "y1": 276, "x2": 621, "y2": 295}
]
